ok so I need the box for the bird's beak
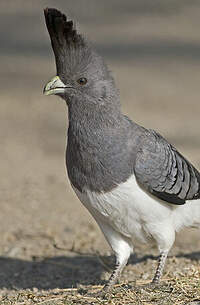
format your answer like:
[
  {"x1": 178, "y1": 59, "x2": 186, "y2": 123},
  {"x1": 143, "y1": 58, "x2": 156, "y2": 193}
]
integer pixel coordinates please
[{"x1": 43, "y1": 76, "x2": 66, "y2": 96}]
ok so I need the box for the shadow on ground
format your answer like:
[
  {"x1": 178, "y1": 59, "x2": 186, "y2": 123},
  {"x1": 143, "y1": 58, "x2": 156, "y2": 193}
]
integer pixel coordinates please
[
  {"x1": 0, "y1": 255, "x2": 103, "y2": 290},
  {"x1": 0, "y1": 250, "x2": 199, "y2": 290}
]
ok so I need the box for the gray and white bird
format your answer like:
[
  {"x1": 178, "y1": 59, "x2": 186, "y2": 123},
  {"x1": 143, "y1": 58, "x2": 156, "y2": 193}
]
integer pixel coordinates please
[{"x1": 43, "y1": 8, "x2": 200, "y2": 291}]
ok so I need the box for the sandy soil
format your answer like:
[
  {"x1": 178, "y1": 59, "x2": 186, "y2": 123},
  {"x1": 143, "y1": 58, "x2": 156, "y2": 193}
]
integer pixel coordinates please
[{"x1": 1, "y1": 1, "x2": 200, "y2": 304}]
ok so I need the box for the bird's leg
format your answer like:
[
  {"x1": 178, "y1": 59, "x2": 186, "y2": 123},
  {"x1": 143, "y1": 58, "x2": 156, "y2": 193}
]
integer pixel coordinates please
[
  {"x1": 87, "y1": 257, "x2": 126, "y2": 298},
  {"x1": 87, "y1": 249, "x2": 130, "y2": 298},
  {"x1": 88, "y1": 223, "x2": 132, "y2": 296},
  {"x1": 102, "y1": 258, "x2": 126, "y2": 292},
  {"x1": 152, "y1": 251, "x2": 168, "y2": 284}
]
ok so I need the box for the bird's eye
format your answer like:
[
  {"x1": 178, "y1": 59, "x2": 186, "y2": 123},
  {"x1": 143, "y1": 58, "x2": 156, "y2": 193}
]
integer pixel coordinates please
[{"x1": 77, "y1": 77, "x2": 87, "y2": 85}]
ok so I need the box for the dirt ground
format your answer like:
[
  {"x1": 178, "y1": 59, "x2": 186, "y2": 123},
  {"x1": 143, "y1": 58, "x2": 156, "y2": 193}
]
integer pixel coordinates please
[{"x1": 1, "y1": 1, "x2": 200, "y2": 304}]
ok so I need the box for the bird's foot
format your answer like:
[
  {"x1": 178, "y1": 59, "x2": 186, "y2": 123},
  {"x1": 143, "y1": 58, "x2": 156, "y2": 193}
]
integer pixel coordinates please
[
  {"x1": 141, "y1": 280, "x2": 160, "y2": 290},
  {"x1": 86, "y1": 282, "x2": 134, "y2": 298},
  {"x1": 85, "y1": 285, "x2": 110, "y2": 299}
]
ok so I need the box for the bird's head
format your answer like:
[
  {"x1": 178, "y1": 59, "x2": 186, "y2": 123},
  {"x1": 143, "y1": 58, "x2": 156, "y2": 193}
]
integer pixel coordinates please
[{"x1": 43, "y1": 8, "x2": 119, "y2": 110}]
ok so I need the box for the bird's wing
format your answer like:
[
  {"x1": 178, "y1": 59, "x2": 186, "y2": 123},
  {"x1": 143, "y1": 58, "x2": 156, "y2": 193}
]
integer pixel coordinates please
[
  {"x1": 44, "y1": 8, "x2": 84, "y2": 75},
  {"x1": 134, "y1": 130, "x2": 200, "y2": 205}
]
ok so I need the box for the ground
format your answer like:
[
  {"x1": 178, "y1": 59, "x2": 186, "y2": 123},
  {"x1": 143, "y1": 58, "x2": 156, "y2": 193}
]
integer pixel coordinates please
[{"x1": 1, "y1": 1, "x2": 200, "y2": 304}]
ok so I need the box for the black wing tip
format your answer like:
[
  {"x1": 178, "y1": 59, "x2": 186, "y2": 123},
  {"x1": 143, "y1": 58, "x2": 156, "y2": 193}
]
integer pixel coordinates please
[{"x1": 152, "y1": 190, "x2": 186, "y2": 205}]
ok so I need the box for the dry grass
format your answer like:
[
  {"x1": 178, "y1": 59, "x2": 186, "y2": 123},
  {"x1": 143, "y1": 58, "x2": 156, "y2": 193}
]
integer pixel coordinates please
[{"x1": 1, "y1": 268, "x2": 200, "y2": 305}]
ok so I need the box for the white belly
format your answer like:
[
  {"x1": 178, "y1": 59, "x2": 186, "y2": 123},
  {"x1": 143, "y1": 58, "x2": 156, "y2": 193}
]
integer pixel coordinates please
[
  {"x1": 72, "y1": 175, "x2": 175, "y2": 243},
  {"x1": 72, "y1": 174, "x2": 200, "y2": 252}
]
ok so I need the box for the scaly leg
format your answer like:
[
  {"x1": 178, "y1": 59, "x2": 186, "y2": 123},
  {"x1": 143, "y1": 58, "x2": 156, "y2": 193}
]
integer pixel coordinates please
[
  {"x1": 103, "y1": 256, "x2": 127, "y2": 292},
  {"x1": 87, "y1": 235, "x2": 132, "y2": 297},
  {"x1": 152, "y1": 251, "x2": 168, "y2": 284},
  {"x1": 97, "y1": 221, "x2": 133, "y2": 293}
]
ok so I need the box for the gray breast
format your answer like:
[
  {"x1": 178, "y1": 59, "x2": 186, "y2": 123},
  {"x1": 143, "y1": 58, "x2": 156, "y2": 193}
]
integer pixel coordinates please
[{"x1": 66, "y1": 119, "x2": 143, "y2": 193}]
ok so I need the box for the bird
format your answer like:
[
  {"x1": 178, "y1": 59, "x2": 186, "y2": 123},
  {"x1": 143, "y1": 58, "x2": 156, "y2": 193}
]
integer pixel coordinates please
[{"x1": 43, "y1": 8, "x2": 200, "y2": 292}]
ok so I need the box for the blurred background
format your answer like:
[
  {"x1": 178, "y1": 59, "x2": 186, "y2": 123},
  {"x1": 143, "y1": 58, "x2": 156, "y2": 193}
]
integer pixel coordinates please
[{"x1": 1, "y1": 0, "x2": 200, "y2": 290}]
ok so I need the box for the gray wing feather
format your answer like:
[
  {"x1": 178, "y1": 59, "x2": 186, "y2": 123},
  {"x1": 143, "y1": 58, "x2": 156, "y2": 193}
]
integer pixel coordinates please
[{"x1": 134, "y1": 130, "x2": 200, "y2": 205}]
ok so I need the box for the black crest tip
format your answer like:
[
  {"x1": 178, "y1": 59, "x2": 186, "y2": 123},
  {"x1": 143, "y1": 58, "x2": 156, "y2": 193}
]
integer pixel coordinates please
[{"x1": 44, "y1": 7, "x2": 84, "y2": 47}]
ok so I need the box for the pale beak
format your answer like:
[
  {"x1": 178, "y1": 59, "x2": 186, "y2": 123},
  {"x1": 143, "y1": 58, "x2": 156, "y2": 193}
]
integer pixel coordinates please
[{"x1": 43, "y1": 75, "x2": 67, "y2": 96}]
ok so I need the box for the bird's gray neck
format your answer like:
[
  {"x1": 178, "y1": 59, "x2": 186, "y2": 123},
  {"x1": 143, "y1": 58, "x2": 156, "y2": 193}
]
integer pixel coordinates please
[
  {"x1": 66, "y1": 97, "x2": 142, "y2": 193},
  {"x1": 67, "y1": 96, "x2": 122, "y2": 135}
]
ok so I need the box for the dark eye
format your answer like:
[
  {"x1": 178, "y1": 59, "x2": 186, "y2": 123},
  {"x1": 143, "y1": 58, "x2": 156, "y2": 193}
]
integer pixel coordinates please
[{"x1": 77, "y1": 77, "x2": 87, "y2": 85}]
